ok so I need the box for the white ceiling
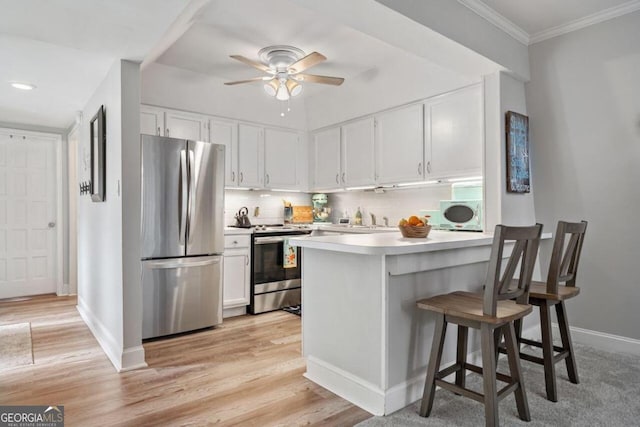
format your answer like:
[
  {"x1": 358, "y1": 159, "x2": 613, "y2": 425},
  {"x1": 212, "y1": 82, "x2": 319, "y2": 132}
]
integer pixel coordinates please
[
  {"x1": 4, "y1": 0, "x2": 636, "y2": 131},
  {"x1": 0, "y1": 0, "x2": 189, "y2": 129}
]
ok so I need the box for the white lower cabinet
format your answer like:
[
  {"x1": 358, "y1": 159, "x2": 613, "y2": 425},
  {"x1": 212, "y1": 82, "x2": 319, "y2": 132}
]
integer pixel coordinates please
[{"x1": 223, "y1": 234, "x2": 251, "y2": 317}]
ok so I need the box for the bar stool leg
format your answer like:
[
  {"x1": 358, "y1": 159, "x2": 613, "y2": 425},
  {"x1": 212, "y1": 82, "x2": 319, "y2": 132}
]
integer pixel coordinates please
[
  {"x1": 455, "y1": 325, "x2": 468, "y2": 389},
  {"x1": 480, "y1": 323, "x2": 498, "y2": 427},
  {"x1": 503, "y1": 322, "x2": 530, "y2": 421},
  {"x1": 540, "y1": 301, "x2": 558, "y2": 402},
  {"x1": 420, "y1": 314, "x2": 447, "y2": 417},
  {"x1": 556, "y1": 301, "x2": 579, "y2": 384}
]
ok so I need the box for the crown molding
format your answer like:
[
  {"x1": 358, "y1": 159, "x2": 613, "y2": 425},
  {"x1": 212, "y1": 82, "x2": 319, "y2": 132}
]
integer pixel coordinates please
[
  {"x1": 530, "y1": 0, "x2": 640, "y2": 44},
  {"x1": 457, "y1": 0, "x2": 530, "y2": 45}
]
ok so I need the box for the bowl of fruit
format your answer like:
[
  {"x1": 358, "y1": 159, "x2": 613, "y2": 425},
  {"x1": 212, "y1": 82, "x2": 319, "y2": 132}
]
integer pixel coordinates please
[{"x1": 398, "y1": 215, "x2": 432, "y2": 238}]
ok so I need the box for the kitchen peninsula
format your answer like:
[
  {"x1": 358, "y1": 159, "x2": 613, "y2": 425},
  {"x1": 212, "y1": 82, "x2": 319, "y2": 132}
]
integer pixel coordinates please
[{"x1": 289, "y1": 230, "x2": 548, "y2": 416}]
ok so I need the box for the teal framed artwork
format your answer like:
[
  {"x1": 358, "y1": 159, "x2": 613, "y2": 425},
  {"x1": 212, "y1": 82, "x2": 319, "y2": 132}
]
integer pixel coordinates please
[{"x1": 506, "y1": 111, "x2": 530, "y2": 193}]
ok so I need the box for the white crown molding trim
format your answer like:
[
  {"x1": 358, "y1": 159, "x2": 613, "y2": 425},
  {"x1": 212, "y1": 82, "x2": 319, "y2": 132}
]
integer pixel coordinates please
[
  {"x1": 530, "y1": 0, "x2": 640, "y2": 44},
  {"x1": 457, "y1": 0, "x2": 530, "y2": 45}
]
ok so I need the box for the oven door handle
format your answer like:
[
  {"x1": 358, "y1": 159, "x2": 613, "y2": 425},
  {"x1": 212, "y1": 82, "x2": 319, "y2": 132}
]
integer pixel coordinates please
[{"x1": 254, "y1": 236, "x2": 288, "y2": 244}]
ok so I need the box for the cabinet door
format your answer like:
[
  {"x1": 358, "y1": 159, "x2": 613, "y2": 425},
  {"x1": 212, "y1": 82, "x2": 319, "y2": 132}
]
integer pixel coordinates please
[
  {"x1": 264, "y1": 128, "x2": 298, "y2": 189},
  {"x1": 425, "y1": 84, "x2": 483, "y2": 179},
  {"x1": 342, "y1": 117, "x2": 375, "y2": 187},
  {"x1": 223, "y1": 248, "x2": 250, "y2": 308},
  {"x1": 375, "y1": 104, "x2": 424, "y2": 185},
  {"x1": 312, "y1": 127, "x2": 341, "y2": 190},
  {"x1": 237, "y1": 123, "x2": 264, "y2": 187},
  {"x1": 140, "y1": 106, "x2": 164, "y2": 136},
  {"x1": 210, "y1": 119, "x2": 238, "y2": 187},
  {"x1": 165, "y1": 110, "x2": 207, "y2": 141}
]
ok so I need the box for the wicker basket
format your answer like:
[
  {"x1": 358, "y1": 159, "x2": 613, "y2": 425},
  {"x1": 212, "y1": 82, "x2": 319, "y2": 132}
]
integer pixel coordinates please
[{"x1": 399, "y1": 224, "x2": 432, "y2": 238}]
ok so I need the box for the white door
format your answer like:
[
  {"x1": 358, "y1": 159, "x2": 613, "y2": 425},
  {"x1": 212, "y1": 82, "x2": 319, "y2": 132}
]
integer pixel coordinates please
[
  {"x1": 140, "y1": 106, "x2": 164, "y2": 136},
  {"x1": 210, "y1": 119, "x2": 238, "y2": 187},
  {"x1": 375, "y1": 104, "x2": 424, "y2": 185},
  {"x1": 342, "y1": 117, "x2": 375, "y2": 187},
  {"x1": 223, "y1": 249, "x2": 250, "y2": 308},
  {"x1": 264, "y1": 129, "x2": 298, "y2": 189},
  {"x1": 0, "y1": 131, "x2": 57, "y2": 298},
  {"x1": 237, "y1": 124, "x2": 263, "y2": 188},
  {"x1": 165, "y1": 110, "x2": 207, "y2": 141},
  {"x1": 312, "y1": 127, "x2": 341, "y2": 190}
]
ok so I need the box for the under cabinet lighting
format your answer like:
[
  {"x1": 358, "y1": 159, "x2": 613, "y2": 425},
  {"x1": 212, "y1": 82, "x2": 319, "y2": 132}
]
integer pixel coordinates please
[
  {"x1": 270, "y1": 189, "x2": 302, "y2": 193},
  {"x1": 447, "y1": 176, "x2": 483, "y2": 183},
  {"x1": 396, "y1": 180, "x2": 440, "y2": 187},
  {"x1": 345, "y1": 185, "x2": 376, "y2": 191},
  {"x1": 10, "y1": 81, "x2": 36, "y2": 90}
]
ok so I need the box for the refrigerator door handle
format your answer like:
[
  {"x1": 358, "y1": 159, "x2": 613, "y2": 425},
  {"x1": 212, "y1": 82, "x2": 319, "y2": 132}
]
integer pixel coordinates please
[
  {"x1": 144, "y1": 257, "x2": 221, "y2": 269},
  {"x1": 187, "y1": 149, "x2": 196, "y2": 244},
  {"x1": 179, "y1": 150, "x2": 188, "y2": 245}
]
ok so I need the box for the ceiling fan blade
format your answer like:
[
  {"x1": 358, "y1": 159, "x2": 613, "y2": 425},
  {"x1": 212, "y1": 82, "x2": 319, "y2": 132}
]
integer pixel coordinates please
[
  {"x1": 224, "y1": 77, "x2": 267, "y2": 85},
  {"x1": 229, "y1": 55, "x2": 272, "y2": 73},
  {"x1": 288, "y1": 52, "x2": 326, "y2": 74},
  {"x1": 296, "y1": 73, "x2": 344, "y2": 86}
]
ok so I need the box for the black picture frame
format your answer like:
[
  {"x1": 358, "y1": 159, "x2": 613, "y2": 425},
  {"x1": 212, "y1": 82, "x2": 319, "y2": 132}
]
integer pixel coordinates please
[
  {"x1": 505, "y1": 111, "x2": 530, "y2": 193},
  {"x1": 90, "y1": 105, "x2": 106, "y2": 202}
]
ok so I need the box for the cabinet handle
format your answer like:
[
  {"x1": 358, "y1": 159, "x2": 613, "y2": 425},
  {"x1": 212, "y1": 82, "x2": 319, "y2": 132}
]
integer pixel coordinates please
[
  {"x1": 157, "y1": 126, "x2": 161, "y2": 136},
  {"x1": 231, "y1": 171, "x2": 236, "y2": 182},
  {"x1": 266, "y1": 174, "x2": 270, "y2": 184},
  {"x1": 245, "y1": 255, "x2": 249, "y2": 266},
  {"x1": 426, "y1": 161, "x2": 431, "y2": 174},
  {"x1": 239, "y1": 172, "x2": 243, "y2": 183},
  {"x1": 341, "y1": 172, "x2": 346, "y2": 183},
  {"x1": 233, "y1": 240, "x2": 238, "y2": 245},
  {"x1": 418, "y1": 162, "x2": 422, "y2": 175},
  {"x1": 166, "y1": 128, "x2": 170, "y2": 136},
  {"x1": 335, "y1": 174, "x2": 339, "y2": 184}
]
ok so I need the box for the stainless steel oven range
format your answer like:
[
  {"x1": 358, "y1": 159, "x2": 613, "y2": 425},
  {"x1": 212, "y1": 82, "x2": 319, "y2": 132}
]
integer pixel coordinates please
[{"x1": 249, "y1": 225, "x2": 312, "y2": 314}]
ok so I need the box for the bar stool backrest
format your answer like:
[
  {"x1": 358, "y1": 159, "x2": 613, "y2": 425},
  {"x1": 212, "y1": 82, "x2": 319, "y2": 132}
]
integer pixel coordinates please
[
  {"x1": 546, "y1": 220, "x2": 588, "y2": 294},
  {"x1": 483, "y1": 224, "x2": 543, "y2": 317}
]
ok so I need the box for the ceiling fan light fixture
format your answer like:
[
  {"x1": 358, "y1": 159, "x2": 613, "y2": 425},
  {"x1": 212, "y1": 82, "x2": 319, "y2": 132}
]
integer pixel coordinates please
[
  {"x1": 285, "y1": 79, "x2": 302, "y2": 97},
  {"x1": 275, "y1": 81, "x2": 290, "y2": 101},
  {"x1": 263, "y1": 79, "x2": 278, "y2": 96}
]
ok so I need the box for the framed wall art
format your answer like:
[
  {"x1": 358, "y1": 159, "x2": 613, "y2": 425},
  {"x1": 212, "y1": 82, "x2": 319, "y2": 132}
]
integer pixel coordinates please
[
  {"x1": 505, "y1": 111, "x2": 530, "y2": 193},
  {"x1": 90, "y1": 105, "x2": 106, "y2": 202}
]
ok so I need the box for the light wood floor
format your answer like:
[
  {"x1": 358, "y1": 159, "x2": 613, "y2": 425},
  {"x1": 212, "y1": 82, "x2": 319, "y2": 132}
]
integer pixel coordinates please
[{"x1": 0, "y1": 294, "x2": 372, "y2": 426}]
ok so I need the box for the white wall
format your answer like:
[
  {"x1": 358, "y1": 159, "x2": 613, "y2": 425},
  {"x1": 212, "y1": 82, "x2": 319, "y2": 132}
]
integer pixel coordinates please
[
  {"x1": 76, "y1": 59, "x2": 145, "y2": 371},
  {"x1": 527, "y1": 11, "x2": 640, "y2": 340}
]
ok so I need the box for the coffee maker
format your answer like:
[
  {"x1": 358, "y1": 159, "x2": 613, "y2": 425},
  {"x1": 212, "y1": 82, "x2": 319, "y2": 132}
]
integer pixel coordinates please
[{"x1": 311, "y1": 193, "x2": 331, "y2": 222}]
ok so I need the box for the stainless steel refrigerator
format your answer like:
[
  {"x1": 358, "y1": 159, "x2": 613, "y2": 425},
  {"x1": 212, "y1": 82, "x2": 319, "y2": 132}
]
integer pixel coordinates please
[{"x1": 140, "y1": 134, "x2": 225, "y2": 339}]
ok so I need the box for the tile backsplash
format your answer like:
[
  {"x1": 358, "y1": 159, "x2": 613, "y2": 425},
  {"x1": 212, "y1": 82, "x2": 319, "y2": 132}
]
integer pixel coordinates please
[
  {"x1": 326, "y1": 184, "x2": 453, "y2": 226},
  {"x1": 225, "y1": 190, "x2": 311, "y2": 226}
]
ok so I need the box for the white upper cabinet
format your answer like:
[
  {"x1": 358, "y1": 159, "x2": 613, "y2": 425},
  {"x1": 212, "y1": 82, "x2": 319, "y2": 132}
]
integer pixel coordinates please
[
  {"x1": 237, "y1": 123, "x2": 264, "y2": 188},
  {"x1": 312, "y1": 127, "x2": 341, "y2": 190},
  {"x1": 140, "y1": 106, "x2": 164, "y2": 136},
  {"x1": 165, "y1": 110, "x2": 207, "y2": 141},
  {"x1": 341, "y1": 117, "x2": 375, "y2": 187},
  {"x1": 375, "y1": 104, "x2": 424, "y2": 185},
  {"x1": 210, "y1": 119, "x2": 238, "y2": 187},
  {"x1": 425, "y1": 84, "x2": 483, "y2": 179},
  {"x1": 264, "y1": 128, "x2": 299, "y2": 189}
]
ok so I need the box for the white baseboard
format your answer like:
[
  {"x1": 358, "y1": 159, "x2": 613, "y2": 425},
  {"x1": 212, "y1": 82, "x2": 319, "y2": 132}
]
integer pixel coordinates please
[
  {"x1": 223, "y1": 306, "x2": 246, "y2": 318},
  {"x1": 57, "y1": 283, "x2": 70, "y2": 296},
  {"x1": 552, "y1": 323, "x2": 640, "y2": 356},
  {"x1": 77, "y1": 297, "x2": 147, "y2": 372},
  {"x1": 305, "y1": 356, "x2": 385, "y2": 416}
]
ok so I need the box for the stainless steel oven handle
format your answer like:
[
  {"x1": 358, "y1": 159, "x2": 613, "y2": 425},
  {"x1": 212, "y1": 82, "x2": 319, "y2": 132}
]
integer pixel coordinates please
[{"x1": 254, "y1": 236, "x2": 288, "y2": 244}]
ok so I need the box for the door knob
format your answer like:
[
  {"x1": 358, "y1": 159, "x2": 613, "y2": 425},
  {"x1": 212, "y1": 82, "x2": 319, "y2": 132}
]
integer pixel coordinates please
[{"x1": 48, "y1": 222, "x2": 56, "y2": 228}]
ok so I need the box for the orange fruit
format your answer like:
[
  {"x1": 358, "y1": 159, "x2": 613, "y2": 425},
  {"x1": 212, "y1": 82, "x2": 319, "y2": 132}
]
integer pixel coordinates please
[
  {"x1": 416, "y1": 220, "x2": 424, "y2": 226},
  {"x1": 408, "y1": 215, "x2": 421, "y2": 226}
]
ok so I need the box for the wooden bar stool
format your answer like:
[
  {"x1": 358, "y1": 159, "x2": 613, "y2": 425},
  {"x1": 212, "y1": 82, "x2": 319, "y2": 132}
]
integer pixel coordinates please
[
  {"x1": 417, "y1": 224, "x2": 542, "y2": 427},
  {"x1": 507, "y1": 220, "x2": 588, "y2": 402}
]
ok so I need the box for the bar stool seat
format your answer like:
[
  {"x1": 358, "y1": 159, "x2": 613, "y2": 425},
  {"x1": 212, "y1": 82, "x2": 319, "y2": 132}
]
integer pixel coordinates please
[
  {"x1": 417, "y1": 224, "x2": 543, "y2": 427},
  {"x1": 528, "y1": 281, "x2": 580, "y2": 301},
  {"x1": 417, "y1": 291, "x2": 532, "y2": 324}
]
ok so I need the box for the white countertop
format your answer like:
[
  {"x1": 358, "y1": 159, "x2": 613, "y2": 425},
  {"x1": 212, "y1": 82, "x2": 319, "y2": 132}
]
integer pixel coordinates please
[
  {"x1": 224, "y1": 227, "x2": 252, "y2": 235},
  {"x1": 290, "y1": 230, "x2": 552, "y2": 256}
]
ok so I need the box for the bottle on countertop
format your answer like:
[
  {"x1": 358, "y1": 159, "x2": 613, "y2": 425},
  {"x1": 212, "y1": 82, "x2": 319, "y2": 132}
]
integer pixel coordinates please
[{"x1": 354, "y1": 207, "x2": 362, "y2": 225}]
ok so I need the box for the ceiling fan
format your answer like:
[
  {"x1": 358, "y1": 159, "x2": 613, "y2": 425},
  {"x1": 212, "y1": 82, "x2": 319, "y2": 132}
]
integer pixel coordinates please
[{"x1": 224, "y1": 45, "x2": 344, "y2": 101}]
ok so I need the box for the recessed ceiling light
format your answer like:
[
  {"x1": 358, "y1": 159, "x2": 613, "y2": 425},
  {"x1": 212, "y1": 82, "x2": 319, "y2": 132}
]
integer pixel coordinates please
[{"x1": 10, "y1": 81, "x2": 36, "y2": 90}]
